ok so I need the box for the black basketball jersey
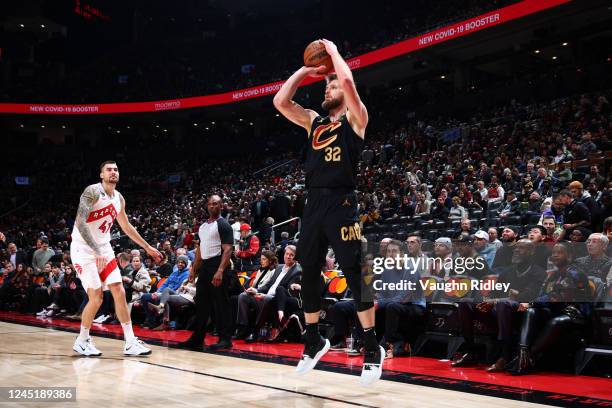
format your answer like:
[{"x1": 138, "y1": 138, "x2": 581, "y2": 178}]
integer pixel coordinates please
[{"x1": 304, "y1": 114, "x2": 364, "y2": 189}]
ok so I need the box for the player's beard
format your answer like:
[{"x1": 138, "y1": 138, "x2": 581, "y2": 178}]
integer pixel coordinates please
[
  {"x1": 321, "y1": 96, "x2": 342, "y2": 111},
  {"x1": 107, "y1": 176, "x2": 119, "y2": 185}
]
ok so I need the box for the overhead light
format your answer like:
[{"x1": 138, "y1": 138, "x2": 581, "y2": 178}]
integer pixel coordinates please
[
  {"x1": 40, "y1": 125, "x2": 45, "y2": 128},
  {"x1": 126, "y1": 125, "x2": 130, "y2": 129},
  {"x1": 19, "y1": 124, "x2": 24, "y2": 128},
  {"x1": 562, "y1": 42, "x2": 568, "y2": 46},
  {"x1": 398, "y1": 87, "x2": 402, "y2": 91},
  {"x1": 116, "y1": 130, "x2": 121, "y2": 134},
  {"x1": 19, "y1": 24, "x2": 24, "y2": 28},
  {"x1": 534, "y1": 49, "x2": 541, "y2": 54},
  {"x1": 155, "y1": 125, "x2": 160, "y2": 128},
  {"x1": 61, "y1": 125, "x2": 66, "y2": 129},
  {"x1": 552, "y1": 56, "x2": 558, "y2": 60},
  {"x1": 211, "y1": 121, "x2": 215, "y2": 125},
  {"x1": 193, "y1": 123, "x2": 198, "y2": 126},
  {"x1": 275, "y1": 114, "x2": 280, "y2": 117},
  {"x1": 163, "y1": 128, "x2": 168, "y2": 133},
  {"x1": 239, "y1": 118, "x2": 243, "y2": 122},
  {"x1": 249, "y1": 122, "x2": 253, "y2": 126},
  {"x1": 41, "y1": 24, "x2": 45, "y2": 28},
  {"x1": 205, "y1": 127, "x2": 209, "y2": 130},
  {"x1": 440, "y1": 75, "x2": 446, "y2": 79}
]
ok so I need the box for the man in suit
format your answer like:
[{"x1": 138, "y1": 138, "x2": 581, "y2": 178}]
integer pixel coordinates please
[
  {"x1": 7, "y1": 242, "x2": 27, "y2": 269},
  {"x1": 245, "y1": 245, "x2": 302, "y2": 342}
]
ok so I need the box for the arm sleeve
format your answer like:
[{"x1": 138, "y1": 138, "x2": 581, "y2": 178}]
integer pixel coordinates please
[{"x1": 217, "y1": 220, "x2": 234, "y2": 245}]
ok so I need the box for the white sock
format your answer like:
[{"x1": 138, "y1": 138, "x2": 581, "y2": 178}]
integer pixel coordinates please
[
  {"x1": 121, "y1": 321, "x2": 136, "y2": 343},
  {"x1": 78, "y1": 325, "x2": 90, "y2": 342}
]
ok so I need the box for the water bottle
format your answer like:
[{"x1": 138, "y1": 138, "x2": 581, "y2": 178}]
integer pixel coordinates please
[{"x1": 345, "y1": 334, "x2": 354, "y2": 352}]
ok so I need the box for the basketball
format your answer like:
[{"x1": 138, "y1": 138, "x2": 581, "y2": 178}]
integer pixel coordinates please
[{"x1": 303, "y1": 40, "x2": 333, "y2": 74}]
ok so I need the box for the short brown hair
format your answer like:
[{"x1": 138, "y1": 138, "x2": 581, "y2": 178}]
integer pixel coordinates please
[
  {"x1": 325, "y1": 73, "x2": 338, "y2": 83},
  {"x1": 100, "y1": 160, "x2": 117, "y2": 171}
]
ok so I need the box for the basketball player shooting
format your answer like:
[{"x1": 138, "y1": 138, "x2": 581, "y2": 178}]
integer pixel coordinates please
[
  {"x1": 273, "y1": 39, "x2": 384, "y2": 386},
  {"x1": 70, "y1": 161, "x2": 162, "y2": 356}
]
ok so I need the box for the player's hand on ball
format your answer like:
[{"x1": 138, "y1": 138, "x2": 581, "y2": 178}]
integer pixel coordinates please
[
  {"x1": 146, "y1": 246, "x2": 163, "y2": 264},
  {"x1": 319, "y1": 39, "x2": 338, "y2": 56}
]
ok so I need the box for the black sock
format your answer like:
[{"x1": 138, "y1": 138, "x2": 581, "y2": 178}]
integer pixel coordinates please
[
  {"x1": 363, "y1": 327, "x2": 378, "y2": 352},
  {"x1": 305, "y1": 323, "x2": 320, "y2": 343}
]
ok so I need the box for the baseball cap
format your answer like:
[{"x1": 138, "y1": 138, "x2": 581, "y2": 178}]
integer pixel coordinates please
[
  {"x1": 474, "y1": 230, "x2": 489, "y2": 241},
  {"x1": 434, "y1": 237, "x2": 452, "y2": 251},
  {"x1": 240, "y1": 224, "x2": 252, "y2": 232}
]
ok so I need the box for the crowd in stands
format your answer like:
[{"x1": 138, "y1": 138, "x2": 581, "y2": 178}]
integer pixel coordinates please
[{"x1": 1, "y1": 78, "x2": 611, "y2": 376}]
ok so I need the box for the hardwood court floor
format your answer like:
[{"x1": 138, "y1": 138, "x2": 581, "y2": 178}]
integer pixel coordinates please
[{"x1": 0, "y1": 321, "x2": 555, "y2": 408}]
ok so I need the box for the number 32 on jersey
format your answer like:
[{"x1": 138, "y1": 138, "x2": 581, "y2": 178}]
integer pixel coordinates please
[{"x1": 324, "y1": 146, "x2": 341, "y2": 162}]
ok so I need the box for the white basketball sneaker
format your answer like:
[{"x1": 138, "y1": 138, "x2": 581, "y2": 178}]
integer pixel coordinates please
[
  {"x1": 359, "y1": 345, "x2": 385, "y2": 386},
  {"x1": 296, "y1": 337, "x2": 330, "y2": 375},
  {"x1": 123, "y1": 338, "x2": 152, "y2": 356},
  {"x1": 73, "y1": 337, "x2": 102, "y2": 357}
]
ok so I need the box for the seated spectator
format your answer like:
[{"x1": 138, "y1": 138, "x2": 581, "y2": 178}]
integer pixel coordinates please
[
  {"x1": 373, "y1": 240, "x2": 426, "y2": 358},
  {"x1": 398, "y1": 196, "x2": 415, "y2": 218},
  {"x1": 148, "y1": 277, "x2": 197, "y2": 331},
  {"x1": 414, "y1": 193, "x2": 431, "y2": 216},
  {"x1": 541, "y1": 215, "x2": 559, "y2": 245},
  {"x1": 122, "y1": 255, "x2": 151, "y2": 314},
  {"x1": 569, "y1": 181, "x2": 602, "y2": 231},
  {"x1": 452, "y1": 218, "x2": 476, "y2": 239},
  {"x1": 429, "y1": 238, "x2": 453, "y2": 278},
  {"x1": 487, "y1": 179, "x2": 504, "y2": 204},
  {"x1": 245, "y1": 245, "x2": 301, "y2": 343},
  {"x1": 430, "y1": 196, "x2": 450, "y2": 221},
  {"x1": 448, "y1": 196, "x2": 467, "y2": 220},
  {"x1": 506, "y1": 242, "x2": 590, "y2": 375},
  {"x1": 527, "y1": 225, "x2": 553, "y2": 269},
  {"x1": 454, "y1": 235, "x2": 491, "y2": 279},
  {"x1": 492, "y1": 226, "x2": 520, "y2": 269},
  {"x1": 452, "y1": 239, "x2": 546, "y2": 371},
  {"x1": 499, "y1": 191, "x2": 520, "y2": 219},
  {"x1": 568, "y1": 227, "x2": 591, "y2": 259},
  {"x1": 32, "y1": 238, "x2": 55, "y2": 275},
  {"x1": 235, "y1": 224, "x2": 260, "y2": 272},
  {"x1": 558, "y1": 189, "x2": 591, "y2": 240},
  {"x1": 572, "y1": 233, "x2": 611, "y2": 281},
  {"x1": 474, "y1": 230, "x2": 497, "y2": 268},
  {"x1": 31, "y1": 263, "x2": 52, "y2": 315},
  {"x1": 6, "y1": 242, "x2": 26, "y2": 269},
  {"x1": 583, "y1": 165, "x2": 606, "y2": 190},
  {"x1": 44, "y1": 264, "x2": 65, "y2": 316},
  {"x1": 488, "y1": 227, "x2": 503, "y2": 250},
  {"x1": 141, "y1": 255, "x2": 190, "y2": 328},
  {"x1": 233, "y1": 250, "x2": 278, "y2": 339}
]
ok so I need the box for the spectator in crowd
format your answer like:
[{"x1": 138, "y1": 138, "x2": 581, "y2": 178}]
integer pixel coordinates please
[
  {"x1": 44, "y1": 264, "x2": 65, "y2": 316},
  {"x1": 235, "y1": 224, "x2": 260, "y2": 272},
  {"x1": 499, "y1": 191, "x2": 520, "y2": 219},
  {"x1": 252, "y1": 193, "x2": 271, "y2": 230},
  {"x1": 32, "y1": 238, "x2": 55, "y2": 275},
  {"x1": 31, "y1": 263, "x2": 52, "y2": 315},
  {"x1": 569, "y1": 181, "x2": 601, "y2": 231},
  {"x1": 448, "y1": 196, "x2": 467, "y2": 220},
  {"x1": 568, "y1": 227, "x2": 591, "y2": 259},
  {"x1": 122, "y1": 255, "x2": 152, "y2": 314},
  {"x1": 573, "y1": 233, "x2": 611, "y2": 281},
  {"x1": 558, "y1": 189, "x2": 591, "y2": 240},
  {"x1": 373, "y1": 240, "x2": 426, "y2": 358},
  {"x1": 233, "y1": 250, "x2": 278, "y2": 340},
  {"x1": 141, "y1": 255, "x2": 190, "y2": 328},
  {"x1": 245, "y1": 245, "x2": 301, "y2": 343},
  {"x1": 6, "y1": 242, "x2": 26, "y2": 270},
  {"x1": 429, "y1": 238, "x2": 453, "y2": 278},
  {"x1": 452, "y1": 218, "x2": 476, "y2": 239},
  {"x1": 149, "y1": 277, "x2": 197, "y2": 331},
  {"x1": 452, "y1": 239, "x2": 546, "y2": 371},
  {"x1": 527, "y1": 225, "x2": 553, "y2": 269},
  {"x1": 583, "y1": 165, "x2": 605, "y2": 190},
  {"x1": 488, "y1": 227, "x2": 503, "y2": 250},
  {"x1": 492, "y1": 226, "x2": 520, "y2": 269},
  {"x1": 541, "y1": 215, "x2": 559, "y2": 244},
  {"x1": 507, "y1": 242, "x2": 590, "y2": 375},
  {"x1": 474, "y1": 230, "x2": 497, "y2": 268}
]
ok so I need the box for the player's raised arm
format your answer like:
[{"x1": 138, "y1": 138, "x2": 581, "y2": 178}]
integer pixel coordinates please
[
  {"x1": 76, "y1": 185, "x2": 102, "y2": 256},
  {"x1": 116, "y1": 193, "x2": 162, "y2": 263},
  {"x1": 273, "y1": 66, "x2": 325, "y2": 133},
  {"x1": 320, "y1": 39, "x2": 368, "y2": 133}
]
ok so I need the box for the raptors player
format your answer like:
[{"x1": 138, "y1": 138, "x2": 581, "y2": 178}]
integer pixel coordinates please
[{"x1": 71, "y1": 161, "x2": 162, "y2": 356}]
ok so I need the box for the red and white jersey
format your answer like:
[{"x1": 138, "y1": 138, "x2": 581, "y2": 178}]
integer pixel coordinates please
[{"x1": 71, "y1": 184, "x2": 122, "y2": 248}]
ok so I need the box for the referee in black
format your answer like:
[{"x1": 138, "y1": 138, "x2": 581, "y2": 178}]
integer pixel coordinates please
[
  {"x1": 178, "y1": 195, "x2": 234, "y2": 351},
  {"x1": 273, "y1": 38, "x2": 383, "y2": 386}
]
